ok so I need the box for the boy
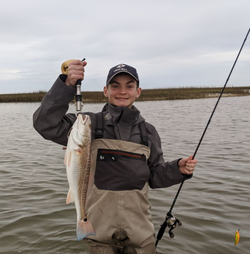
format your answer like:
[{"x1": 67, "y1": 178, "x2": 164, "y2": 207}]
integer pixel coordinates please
[{"x1": 33, "y1": 60, "x2": 197, "y2": 254}]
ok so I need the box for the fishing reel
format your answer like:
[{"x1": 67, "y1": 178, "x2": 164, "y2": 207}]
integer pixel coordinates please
[
  {"x1": 155, "y1": 212, "x2": 182, "y2": 246},
  {"x1": 165, "y1": 212, "x2": 182, "y2": 238}
]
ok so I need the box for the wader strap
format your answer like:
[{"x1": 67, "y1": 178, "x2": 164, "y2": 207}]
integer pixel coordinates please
[
  {"x1": 139, "y1": 121, "x2": 149, "y2": 147},
  {"x1": 95, "y1": 112, "x2": 104, "y2": 139}
]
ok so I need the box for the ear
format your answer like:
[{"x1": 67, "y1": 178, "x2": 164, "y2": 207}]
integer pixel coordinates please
[
  {"x1": 136, "y1": 87, "x2": 142, "y2": 98},
  {"x1": 103, "y1": 86, "x2": 108, "y2": 97}
]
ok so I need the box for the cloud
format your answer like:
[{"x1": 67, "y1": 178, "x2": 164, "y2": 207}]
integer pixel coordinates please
[{"x1": 0, "y1": 0, "x2": 249, "y2": 94}]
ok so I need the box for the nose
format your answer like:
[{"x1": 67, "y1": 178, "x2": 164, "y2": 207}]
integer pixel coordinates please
[{"x1": 118, "y1": 87, "x2": 126, "y2": 94}]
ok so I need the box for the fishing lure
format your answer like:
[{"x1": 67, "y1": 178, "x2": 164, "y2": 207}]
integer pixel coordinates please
[{"x1": 235, "y1": 229, "x2": 240, "y2": 246}]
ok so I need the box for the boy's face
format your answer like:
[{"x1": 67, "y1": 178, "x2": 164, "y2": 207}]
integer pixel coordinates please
[{"x1": 103, "y1": 74, "x2": 141, "y2": 108}]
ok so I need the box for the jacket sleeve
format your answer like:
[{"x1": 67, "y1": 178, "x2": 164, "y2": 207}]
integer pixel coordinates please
[
  {"x1": 33, "y1": 74, "x2": 77, "y2": 146},
  {"x1": 146, "y1": 123, "x2": 192, "y2": 189}
]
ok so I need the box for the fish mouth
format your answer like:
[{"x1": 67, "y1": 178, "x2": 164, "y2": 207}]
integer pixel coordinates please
[
  {"x1": 81, "y1": 114, "x2": 89, "y2": 123},
  {"x1": 77, "y1": 114, "x2": 90, "y2": 126},
  {"x1": 73, "y1": 114, "x2": 91, "y2": 140}
]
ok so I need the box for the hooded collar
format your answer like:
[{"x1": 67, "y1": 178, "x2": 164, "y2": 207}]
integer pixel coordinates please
[
  {"x1": 101, "y1": 103, "x2": 145, "y2": 141},
  {"x1": 102, "y1": 103, "x2": 144, "y2": 125}
]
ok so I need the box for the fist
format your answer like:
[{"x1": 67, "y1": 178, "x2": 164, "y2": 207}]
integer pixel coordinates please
[
  {"x1": 63, "y1": 60, "x2": 87, "y2": 87},
  {"x1": 178, "y1": 156, "x2": 197, "y2": 175}
]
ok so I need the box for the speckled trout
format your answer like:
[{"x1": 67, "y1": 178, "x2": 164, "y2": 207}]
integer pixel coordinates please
[{"x1": 64, "y1": 114, "x2": 95, "y2": 241}]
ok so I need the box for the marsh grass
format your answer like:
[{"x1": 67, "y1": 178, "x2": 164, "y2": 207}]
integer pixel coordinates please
[
  {"x1": 0, "y1": 87, "x2": 249, "y2": 103},
  {"x1": 138, "y1": 86, "x2": 250, "y2": 101},
  {"x1": 0, "y1": 91, "x2": 47, "y2": 103}
]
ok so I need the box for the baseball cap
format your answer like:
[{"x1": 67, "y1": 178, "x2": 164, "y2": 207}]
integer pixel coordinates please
[{"x1": 106, "y1": 64, "x2": 139, "y2": 86}]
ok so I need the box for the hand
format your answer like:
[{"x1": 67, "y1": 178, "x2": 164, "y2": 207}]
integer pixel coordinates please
[
  {"x1": 178, "y1": 155, "x2": 197, "y2": 175},
  {"x1": 65, "y1": 60, "x2": 87, "y2": 87}
]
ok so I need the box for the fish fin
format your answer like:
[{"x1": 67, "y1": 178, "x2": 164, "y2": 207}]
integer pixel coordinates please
[
  {"x1": 64, "y1": 152, "x2": 67, "y2": 166},
  {"x1": 64, "y1": 150, "x2": 72, "y2": 167},
  {"x1": 76, "y1": 147, "x2": 83, "y2": 154},
  {"x1": 66, "y1": 189, "x2": 74, "y2": 204},
  {"x1": 67, "y1": 151, "x2": 72, "y2": 167},
  {"x1": 76, "y1": 219, "x2": 96, "y2": 241}
]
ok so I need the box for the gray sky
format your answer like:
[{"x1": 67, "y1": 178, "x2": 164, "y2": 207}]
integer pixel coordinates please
[{"x1": 0, "y1": 0, "x2": 249, "y2": 94}]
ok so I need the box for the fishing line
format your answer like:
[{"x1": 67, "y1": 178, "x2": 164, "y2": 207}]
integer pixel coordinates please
[{"x1": 156, "y1": 27, "x2": 250, "y2": 247}]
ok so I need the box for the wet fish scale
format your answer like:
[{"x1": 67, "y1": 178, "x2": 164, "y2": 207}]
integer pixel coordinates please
[
  {"x1": 78, "y1": 144, "x2": 91, "y2": 219},
  {"x1": 64, "y1": 114, "x2": 95, "y2": 241}
]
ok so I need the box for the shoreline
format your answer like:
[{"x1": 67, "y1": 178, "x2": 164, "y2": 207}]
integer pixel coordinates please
[{"x1": 0, "y1": 86, "x2": 249, "y2": 103}]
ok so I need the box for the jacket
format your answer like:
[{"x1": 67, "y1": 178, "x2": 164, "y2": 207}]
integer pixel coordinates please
[{"x1": 33, "y1": 74, "x2": 191, "y2": 189}]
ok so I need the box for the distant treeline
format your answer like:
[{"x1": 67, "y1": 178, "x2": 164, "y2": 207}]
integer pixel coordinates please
[{"x1": 0, "y1": 87, "x2": 250, "y2": 103}]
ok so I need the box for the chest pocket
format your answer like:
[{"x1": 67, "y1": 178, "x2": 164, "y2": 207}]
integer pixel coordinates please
[{"x1": 95, "y1": 149, "x2": 150, "y2": 191}]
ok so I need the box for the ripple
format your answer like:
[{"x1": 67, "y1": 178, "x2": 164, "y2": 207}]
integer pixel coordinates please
[{"x1": 1, "y1": 99, "x2": 250, "y2": 253}]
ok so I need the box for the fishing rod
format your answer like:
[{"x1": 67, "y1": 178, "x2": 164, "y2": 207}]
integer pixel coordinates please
[
  {"x1": 156, "y1": 27, "x2": 250, "y2": 247},
  {"x1": 75, "y1": 58, "x2": 86, "y2": 112},
  {"x1": 61, "y1": 58, "x2": 86, "y2": 112}
]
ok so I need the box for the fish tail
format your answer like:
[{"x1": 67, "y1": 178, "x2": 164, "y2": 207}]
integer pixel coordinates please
[{"x1": 76, "y1": 218, "x2": 96, "y2": 241}]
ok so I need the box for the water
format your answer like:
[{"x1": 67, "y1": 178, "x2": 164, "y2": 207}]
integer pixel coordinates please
[{"x1": 0, "y1": 96, "x2": 250, "y2": 254}]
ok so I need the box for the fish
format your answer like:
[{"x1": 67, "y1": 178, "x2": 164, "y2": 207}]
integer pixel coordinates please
[
  {"x1": 64, "y1": 114, "x2": 95, "y2": 241},
  {"x1": 234, "y1": 229, "x2": 240, "y2": 246}
]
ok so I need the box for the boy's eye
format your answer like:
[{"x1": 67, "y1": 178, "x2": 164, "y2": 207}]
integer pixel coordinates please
[{"x1": 127, "y1": 85, "x2": 135, "y2": 89}]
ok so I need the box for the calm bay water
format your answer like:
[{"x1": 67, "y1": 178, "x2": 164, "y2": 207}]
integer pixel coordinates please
[{"x1": 0, "y1": 96, "x2": 250, "y2": 254}]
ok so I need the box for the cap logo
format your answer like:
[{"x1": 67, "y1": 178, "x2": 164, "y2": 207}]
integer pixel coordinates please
[
  {"x1": 113, "y1": 64, "x2": 128, "y2": 73},
  {"x1": 116, "y1": 64, "x2": 126, "y2": 68}
]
